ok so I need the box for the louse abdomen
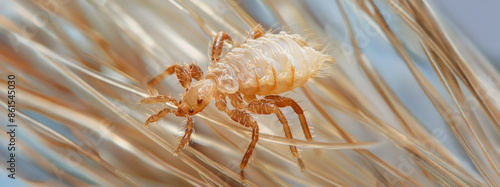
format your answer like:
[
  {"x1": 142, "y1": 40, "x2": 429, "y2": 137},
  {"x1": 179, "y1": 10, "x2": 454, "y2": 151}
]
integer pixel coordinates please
[{"x1": 221, "y1": 33, "x2": 332, "y2": 96}]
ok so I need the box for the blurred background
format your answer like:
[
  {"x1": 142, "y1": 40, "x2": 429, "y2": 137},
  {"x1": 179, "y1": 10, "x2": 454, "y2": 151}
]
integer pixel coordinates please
[
  {"x1": 434, "y1": 0, "x2": 500, "y2": 70},
  {"x1": 1, "y1": 0, "x2": 499, "y2": 186}
]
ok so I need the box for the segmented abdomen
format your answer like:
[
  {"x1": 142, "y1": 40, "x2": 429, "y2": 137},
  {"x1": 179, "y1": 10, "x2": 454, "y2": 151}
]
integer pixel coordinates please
[{"x1": 220, "y1": 32, "x2": 333, "y2": 96}]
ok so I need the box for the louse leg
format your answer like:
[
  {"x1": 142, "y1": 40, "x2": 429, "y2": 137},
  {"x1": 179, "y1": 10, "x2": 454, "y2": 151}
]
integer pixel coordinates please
[
  {"x1": 215, "y1": 95, "x2": 259, "y2": 182},
  {"x1": 147, "y1": 63, "x2": 203, "y2": 89},
  {"x1": 244, "y1": 24, "x2": 265, "y2": 42},
  {"x1": 210, "y1": 31, "x2": 232, "y2": 63},
  {"x1": 264, "y1": 95, "x2": 313, "y2": 141},
  {"x1": 243, "y1": 94, "x2": 257, "y2": 103},
  {"x1": 174, "y1": 116, "x2": 194, "y2": 156},
  {"x1": 139, "y1": 95, "x2": 179, "y2": 106},
  {"x1": 246, "y1": 99, "x2": 305, "y2": 171},
  {"x1": 144, "y1": 108, "x2": 175, "y2": 128},
  {"x1": 215, "y1": 93, "x2": 231, "y2": 114},
  {"x1": 228, "y1": 92, "x2": 245, "y2": 109},
  {"x1": 228, "y1": 109, "x2": 260, "y2": 182}
]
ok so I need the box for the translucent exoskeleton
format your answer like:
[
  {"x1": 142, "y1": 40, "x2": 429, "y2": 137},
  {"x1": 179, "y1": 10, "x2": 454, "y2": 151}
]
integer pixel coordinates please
[{"x1": 140, "y1": 25, "x2": 335, "y2": 182}]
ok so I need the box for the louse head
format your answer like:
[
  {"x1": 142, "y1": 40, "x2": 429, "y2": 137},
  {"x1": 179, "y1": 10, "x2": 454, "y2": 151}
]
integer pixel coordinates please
[{"x1": 175, "y1": 78, "x2": 216, "y2": 116}]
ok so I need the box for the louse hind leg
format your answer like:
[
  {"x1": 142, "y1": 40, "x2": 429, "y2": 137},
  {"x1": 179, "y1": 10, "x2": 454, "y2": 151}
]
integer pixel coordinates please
[
  {"x1": 147, "y1": 63, "x2": 203, "y2": 89},
  {"x1": 265, "y1": 95, "x2": 314, "y2": 141},
  {"x1": 244, "y1": 24, "x2": 265, "y2": 42},
  {"x1": 144, "y1": 108, "x2": 175, "y2": 128},
  {"x1": 210, "y1": 31, "x2": 233, "y2": 63},
  {"x1": 215, "y1": 95, "x2": 259, "y2": 182},
  {"x1": 246, "y1": 99, "x2": 306, "y2": 171},
  {"x1": 174, "y1": 116, "x2": 194, "y2": 156}
]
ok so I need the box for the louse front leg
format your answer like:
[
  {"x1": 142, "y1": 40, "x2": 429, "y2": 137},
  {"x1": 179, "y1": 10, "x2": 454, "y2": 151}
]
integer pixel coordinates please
[
  {"x1": 245, "y1": 98, "x2": 305, "y2": 171},
  {"x1": 144, "y1": 109, "x2": 195, "y2": 156},
  {"x1": 228, "y1": 92, "x2": 245, "y2": 109},
  {"x1": 144, "y1": 108, "x2": 175, "y2": 128},
  {"x1": 265, "y1": 95, "x2": 313, "y2": 141},
  {"x1": 210, "y1": 31, "x2": 232, "y2": 63},
  {"x1": 215, "y1": 95, "x2": 259, "y2": 182},
  {"x1": 139, "y1": 95, "x2": 180, "y2": 106},
  {"x1": 243, "y1": 94, "x2": 257, "y2": 103},
  {"x1": 147, "y1": 63, "x2": 203, "y2": 89},
  {"x1": 174, "y1": 116, "x2": 194, "y2": 156}
]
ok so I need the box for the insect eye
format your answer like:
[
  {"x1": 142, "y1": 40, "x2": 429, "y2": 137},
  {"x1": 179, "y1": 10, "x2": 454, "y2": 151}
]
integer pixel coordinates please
[
  {"x1": 189, "y1": 108, "x2": 194, "y2": 113},
  {"x1": 197, "y1": 99, "x2": 203, "y2": 104}
]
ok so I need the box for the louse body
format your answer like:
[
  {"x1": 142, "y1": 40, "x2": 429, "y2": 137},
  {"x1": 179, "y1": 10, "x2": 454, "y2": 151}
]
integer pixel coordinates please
[
  {"x1": 140, "y1": 25, "x2": 334, "y2": 182},
  {"x1": 208, "y1": 31, "x2": 334, "y2": 96}
]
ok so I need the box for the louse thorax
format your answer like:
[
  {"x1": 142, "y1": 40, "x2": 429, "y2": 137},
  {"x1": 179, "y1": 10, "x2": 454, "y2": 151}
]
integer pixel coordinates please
[
  {"x1": 206, "y1": 62, "x2": 240, "y2": 94},
  {"x1": 176, "y1": 78, "x2": 216, "y2": 116}
]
